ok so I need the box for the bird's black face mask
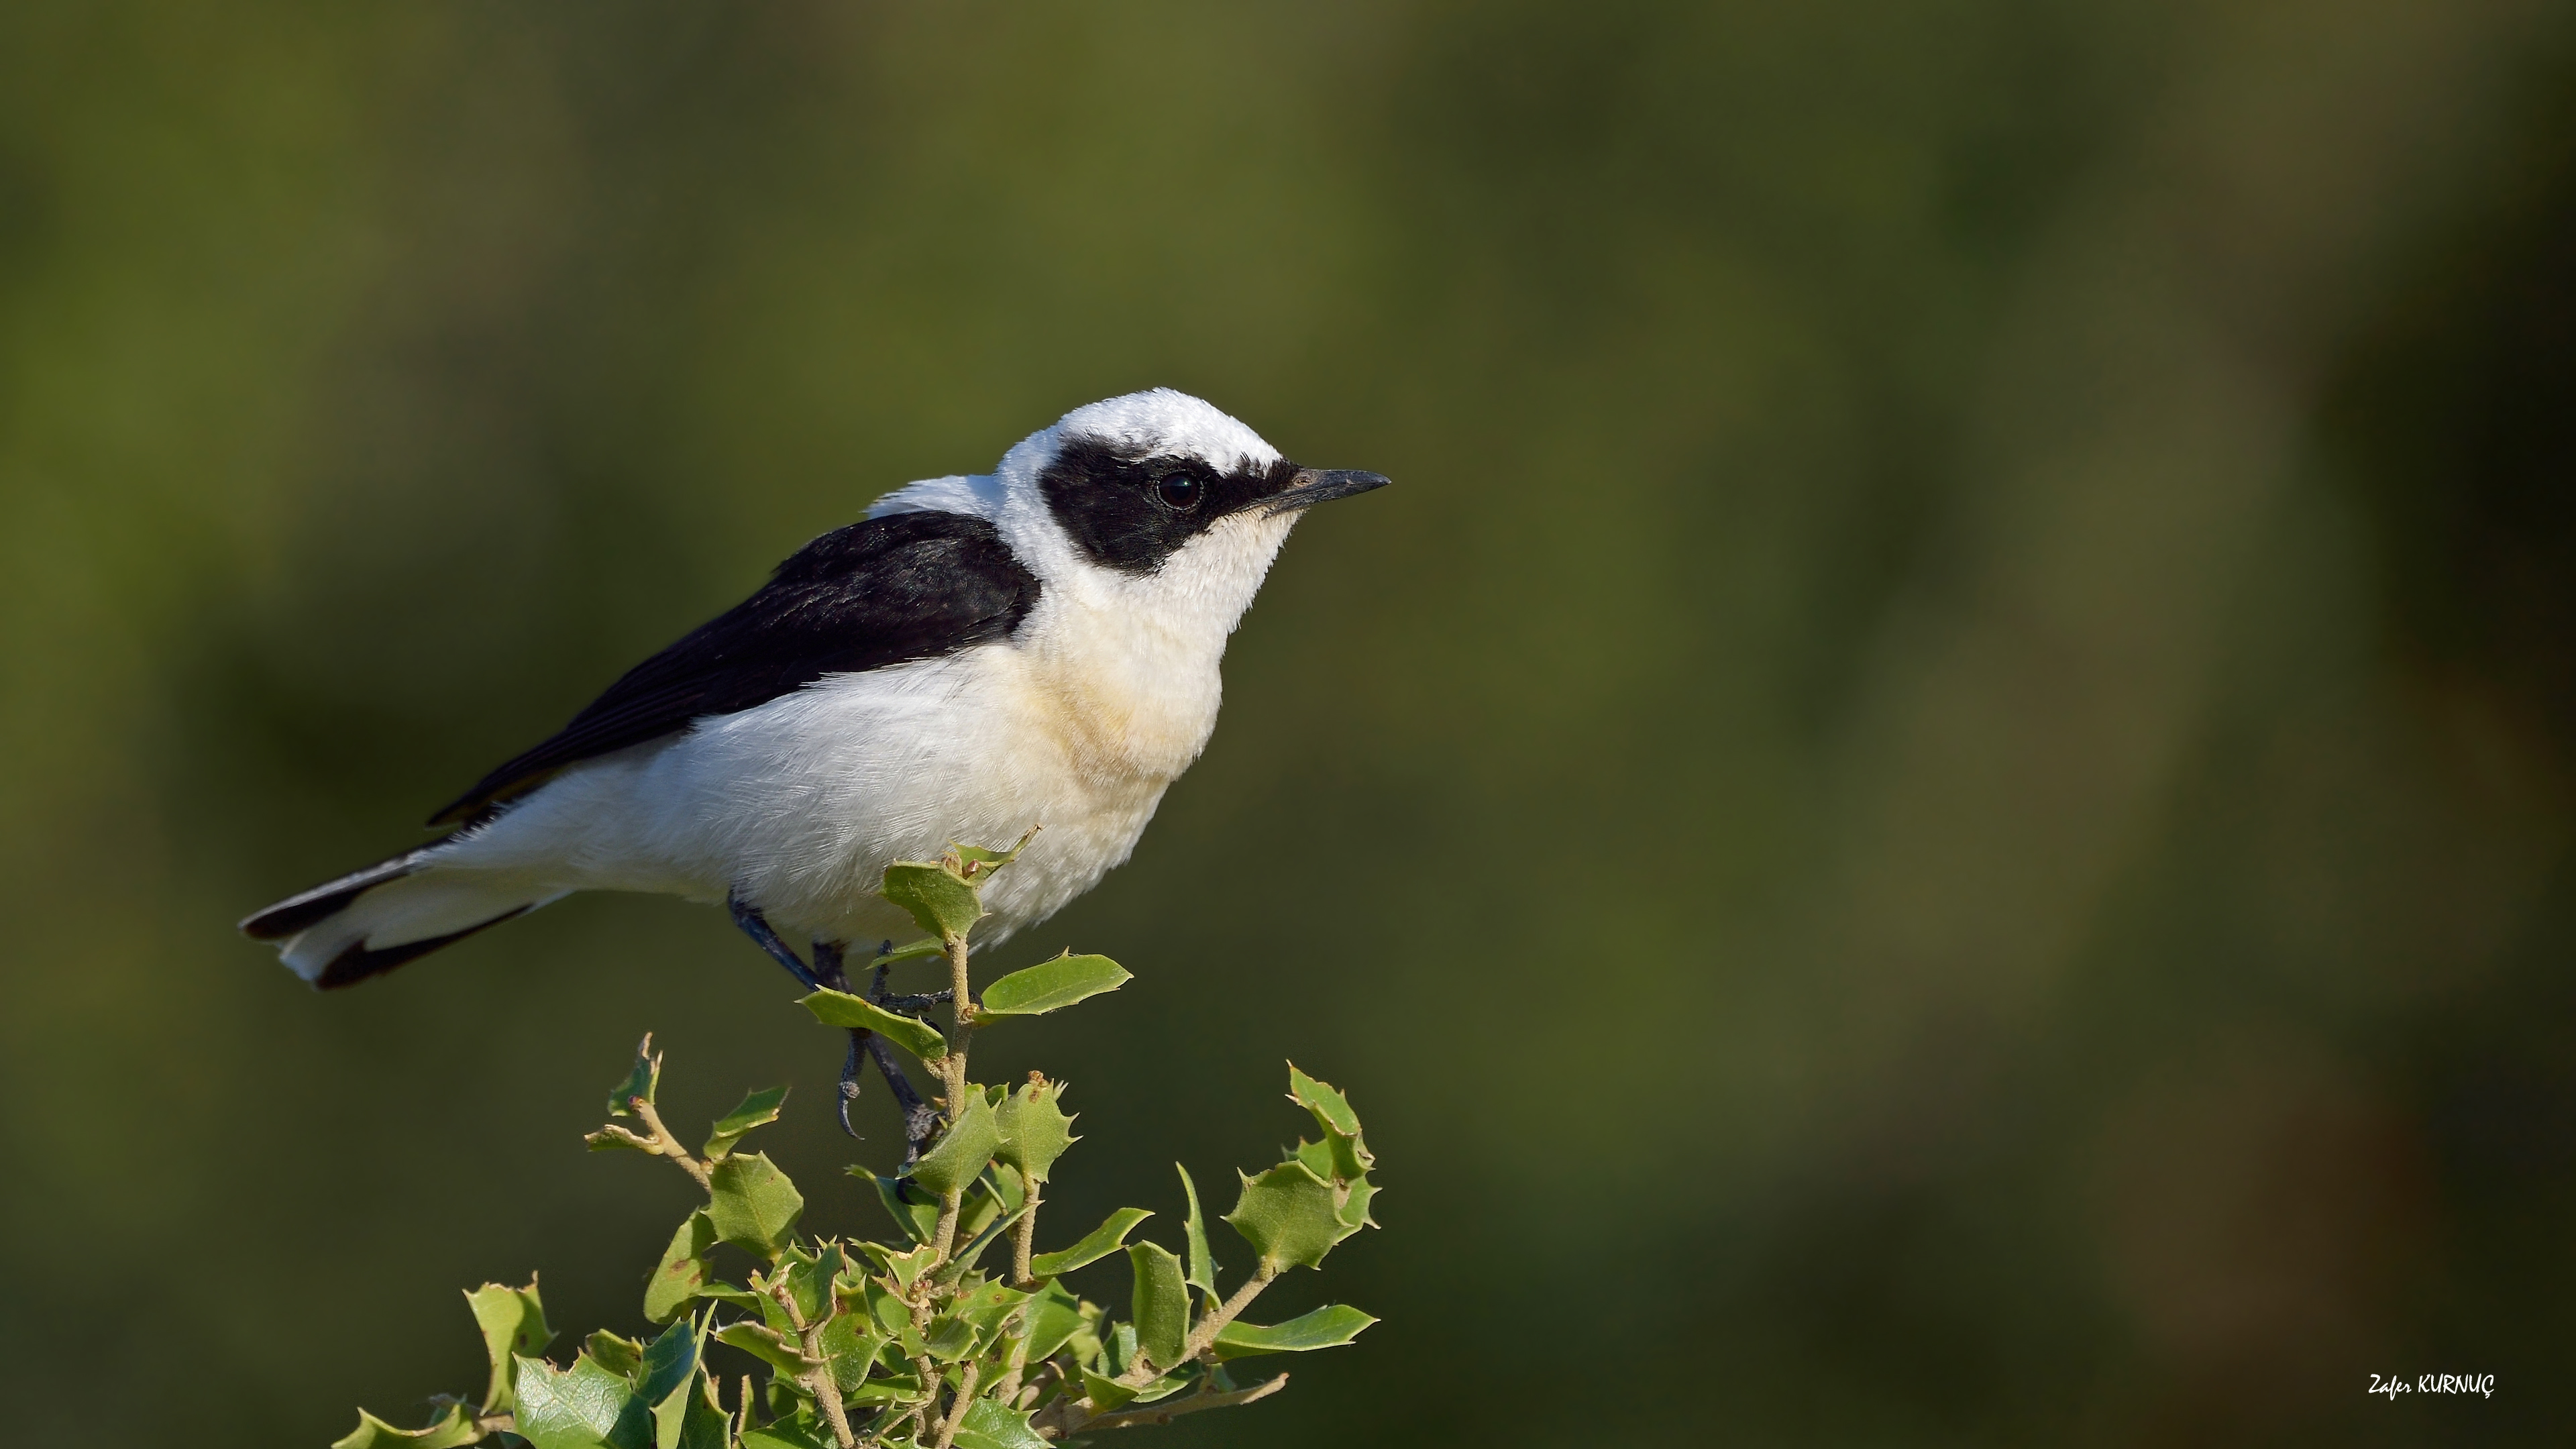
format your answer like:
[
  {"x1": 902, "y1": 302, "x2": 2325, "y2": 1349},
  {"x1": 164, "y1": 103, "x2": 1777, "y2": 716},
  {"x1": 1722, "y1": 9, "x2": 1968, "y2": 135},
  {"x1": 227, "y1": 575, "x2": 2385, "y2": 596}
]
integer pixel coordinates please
[{"x1": 1039, "y1": 437, "x2": 1389, "y2": 575}]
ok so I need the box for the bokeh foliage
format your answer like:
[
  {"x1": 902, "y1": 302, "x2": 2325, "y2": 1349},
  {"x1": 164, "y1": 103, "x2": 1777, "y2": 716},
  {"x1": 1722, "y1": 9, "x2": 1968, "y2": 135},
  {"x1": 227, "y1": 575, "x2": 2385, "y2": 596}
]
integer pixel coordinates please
[{"x1": 3, "y1": 0, "x2": 2575, "y2": 1443}]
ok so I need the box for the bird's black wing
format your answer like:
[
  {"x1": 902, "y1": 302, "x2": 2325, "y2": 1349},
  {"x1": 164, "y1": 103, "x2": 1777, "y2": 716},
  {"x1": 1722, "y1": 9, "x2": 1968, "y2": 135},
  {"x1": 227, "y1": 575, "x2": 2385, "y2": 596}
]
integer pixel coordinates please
[{"x1": 428, "y1": 511, "x2": 1040, "y2": 826}]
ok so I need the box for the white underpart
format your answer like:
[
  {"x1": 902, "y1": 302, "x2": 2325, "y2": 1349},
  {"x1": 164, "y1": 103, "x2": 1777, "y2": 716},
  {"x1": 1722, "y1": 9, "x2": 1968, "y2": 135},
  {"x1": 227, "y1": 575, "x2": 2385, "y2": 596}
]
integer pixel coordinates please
[{"x1": 274, "y1": 390, "x2": 1300, "y2": 974}]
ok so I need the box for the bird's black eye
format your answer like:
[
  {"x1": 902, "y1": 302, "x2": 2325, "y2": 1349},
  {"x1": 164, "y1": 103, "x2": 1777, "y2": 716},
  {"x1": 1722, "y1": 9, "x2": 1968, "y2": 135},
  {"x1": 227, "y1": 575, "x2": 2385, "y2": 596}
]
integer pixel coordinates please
[{"x1": 1155, "y1": 473, "x2": 1203, "y2": 511}]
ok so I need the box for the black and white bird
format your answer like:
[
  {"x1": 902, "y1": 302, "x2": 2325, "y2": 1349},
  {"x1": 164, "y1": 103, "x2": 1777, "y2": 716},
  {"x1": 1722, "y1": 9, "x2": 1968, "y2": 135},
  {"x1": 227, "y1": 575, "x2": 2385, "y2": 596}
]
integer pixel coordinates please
[{"x1": 240, "y1": 390, "x2": 1385, "y2": 1027}]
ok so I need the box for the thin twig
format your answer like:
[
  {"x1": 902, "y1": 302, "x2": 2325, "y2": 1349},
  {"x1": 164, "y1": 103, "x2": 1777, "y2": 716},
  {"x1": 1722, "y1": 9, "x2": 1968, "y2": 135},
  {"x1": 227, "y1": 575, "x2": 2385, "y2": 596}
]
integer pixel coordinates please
[
  {"x1": 1011, "y1": 1177, "x2": 1042, "y2": 1288},
  {"x1": 620, "y1": 1097, "x2": 710, "y2": 1191},
  {"x1": 1117, "y1": 1261, "x2": 1277, "y2": 1385},
  {"x1": 930, "y1": 1360, "x2": 980, "y2": 1449}
]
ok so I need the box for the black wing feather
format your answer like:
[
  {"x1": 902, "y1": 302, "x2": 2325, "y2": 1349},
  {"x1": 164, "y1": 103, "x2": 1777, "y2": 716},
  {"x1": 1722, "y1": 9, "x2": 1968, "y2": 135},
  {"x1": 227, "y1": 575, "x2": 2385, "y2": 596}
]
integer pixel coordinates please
[{"x1": 429, "y1": 511, "x2": 1038, "y2": 826}]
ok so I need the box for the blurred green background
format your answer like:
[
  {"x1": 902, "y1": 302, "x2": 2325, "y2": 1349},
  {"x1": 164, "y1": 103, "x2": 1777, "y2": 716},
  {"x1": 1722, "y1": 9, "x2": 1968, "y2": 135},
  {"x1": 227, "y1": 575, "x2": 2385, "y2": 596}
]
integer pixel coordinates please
[{"x1": 4, "y1": 0, "x2": 2574, "y2": 1442}]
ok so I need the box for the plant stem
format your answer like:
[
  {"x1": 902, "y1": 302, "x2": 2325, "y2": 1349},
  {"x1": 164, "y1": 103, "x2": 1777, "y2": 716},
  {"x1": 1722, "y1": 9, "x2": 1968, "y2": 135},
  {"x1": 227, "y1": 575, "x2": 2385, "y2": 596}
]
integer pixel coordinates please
[
  {"x1": 930, "y1": 1360, "x2": 980, "y2": 1449},
  {"x1": 927, "y1": 930, "x2": 978, "y2": 1263},
  {"x1": 1012, "y1": 1180, "x2": 1041, "y2": 1287},
  {"x1": 629, "y1": 1099, "x2": 710, "y2": 1190},
  {"x1": 1116, "y1": 1260, "x2": 1277, "y2": 1385}
]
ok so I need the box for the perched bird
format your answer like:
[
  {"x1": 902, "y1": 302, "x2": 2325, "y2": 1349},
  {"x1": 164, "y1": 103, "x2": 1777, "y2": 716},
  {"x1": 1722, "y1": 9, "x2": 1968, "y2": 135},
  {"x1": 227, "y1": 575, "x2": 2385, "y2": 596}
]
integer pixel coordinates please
[{"x1": 240, "y1": 389, "x2": 1385, "y2": 1020}]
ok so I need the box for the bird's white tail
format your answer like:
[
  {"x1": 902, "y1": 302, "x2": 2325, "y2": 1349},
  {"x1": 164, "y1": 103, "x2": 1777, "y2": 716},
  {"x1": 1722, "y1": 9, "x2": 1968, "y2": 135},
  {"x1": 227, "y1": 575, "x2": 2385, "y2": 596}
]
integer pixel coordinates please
[{"x1": 239, "y1": 841, "x2": 564, "y2": 988}]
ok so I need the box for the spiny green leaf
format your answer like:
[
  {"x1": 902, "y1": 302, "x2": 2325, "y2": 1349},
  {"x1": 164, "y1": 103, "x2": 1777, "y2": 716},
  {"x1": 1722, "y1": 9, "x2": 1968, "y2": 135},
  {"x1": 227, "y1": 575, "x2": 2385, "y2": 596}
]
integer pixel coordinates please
[
  {"x1": 798, "y1": 989, "x2": 947, "y2": 1061},
  {"x1": 879, "y1": 861, "x2": 983, "y2": 941},
  {"x1": 907, "y1": 1090, "x2": 1001, "y2": 1197},
  {"x1": 994, "y1": 1078, "x2": 1077, "y2": 1183},
  {"x1": 466, "y1": 1279, "x2": 551, "y2": 1413},
  {"x1": 1028, "y1": 1207, "x2": 1152, "y2": 1277},
  {"x1": 1177, "y1": 1164, "x2": 1218, "y2": 1299},
  {"x1": 705, "y1": 1152, "x2": 805, "y2": 1260},
  {"x1": 874, "y1": 937, "x2": 948, "y2": 965},
  {"x1": 658, "y1": 1367, "x2": 730, "y2": 1449},
  {"x1": 921, "y1": 1313, "x2": 978, "y2": 1362},
  {"x1": 948, "y1": 830, "x2": 1036, "y2": 879},
  {"x1": 1224, "y1": 1160, "x2": 1356, "y2": 1271},
  {"x1": 780, "y1": 1242, "x2": 843, "y2": 1328},
  {"x1": 702, "y1": 1085, "x2": 788, "y2": 1161},
  {"x1": 816, "y1": 1313, "x2": 883, "y2": 1397},
  {"x1": 711, "y1": 1321, "x2": 820, "y2": 1375},
  {"x1": 584, "y1": 1330, "x2": 643, "y2": 1379},
  {"x1": 1339, "y1": 1175, "x2": 1381, "y2": 1232},
  {"x1": 331, "y1": 1403, "x2": 485, "y2": 1449},
  {"x1": 606, "y1": 1037, "x2": 661, "y2": 1118},
  {"x1": 978, "y1": 954, "x2": 1130, "y2": 1017},
  {"x1": 1079, "y1": 1369, "x2": 1140, "y2": 1413},
  {"x1": 951, "y1": 1397, "x2": 1052, "y2": 1449},
  {"x1": 1021, "y1": 1279, "x2": 1087, "y2": 1364},
  {"x1": 739, "y1": 1417, "x2": 837, "y2": 1449},
  {"x1": 1212, "y1": 1303, "x2": 1379, "y2": 1359},
  {"x1": 1127, "y1": 1242, "x2": 1189, "y2": 1371},
  {"x1": 1287, "y1": 1064, "x2": 1372, "y2": 1179},
  {"x1": 853, "y1": 1169, "x2": 941, "y2": 1244},
  {"x1": 511, "y1": 1352, "x2": 651, "y2": 1449},
  {"x1": 644, "y1": 1212, "x2": 716, "y2": 1324},
  {"x1": 634, "y1": 1320, "x2": 698, "y2": 1408},
  {"x1": 860, "y1": 1239, "x2": 943, "y2": 1295}
]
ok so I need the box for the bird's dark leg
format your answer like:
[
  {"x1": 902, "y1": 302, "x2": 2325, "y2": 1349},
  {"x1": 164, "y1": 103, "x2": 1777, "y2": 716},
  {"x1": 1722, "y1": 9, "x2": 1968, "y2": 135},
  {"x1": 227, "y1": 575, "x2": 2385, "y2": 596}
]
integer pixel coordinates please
[
  {"x1": 728, "y1": 892, "x2": 823, "y2": 990},
  {"x1": 867, "y1": 954, "x2": 944, "y2": 1166},
  {"x1": 809, "y1": 940, "x2": 871, "y2": 1140}
]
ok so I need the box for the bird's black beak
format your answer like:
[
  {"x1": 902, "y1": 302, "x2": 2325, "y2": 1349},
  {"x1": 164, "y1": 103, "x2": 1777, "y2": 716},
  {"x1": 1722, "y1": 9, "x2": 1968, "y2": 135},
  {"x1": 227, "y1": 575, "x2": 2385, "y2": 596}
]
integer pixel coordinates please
[{"x1": 1263, "y1": 467, "x2": 1391, "y2": 517}]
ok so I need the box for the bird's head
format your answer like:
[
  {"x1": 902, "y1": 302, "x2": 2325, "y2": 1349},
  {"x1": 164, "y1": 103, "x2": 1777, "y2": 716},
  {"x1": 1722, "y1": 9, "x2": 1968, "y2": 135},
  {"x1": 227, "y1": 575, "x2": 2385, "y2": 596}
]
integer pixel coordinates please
[{"x1": 877, "y1": 389, "x2": 1387, "y2": 634}]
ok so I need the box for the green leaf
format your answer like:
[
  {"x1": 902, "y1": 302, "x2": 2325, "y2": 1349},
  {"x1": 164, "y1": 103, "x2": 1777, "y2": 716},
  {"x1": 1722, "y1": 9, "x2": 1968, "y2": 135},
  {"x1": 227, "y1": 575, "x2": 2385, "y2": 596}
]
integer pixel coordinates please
[
  {"x1": 994, "y1": 1078, "x2": 1077, "y2": 1183},
  {"x1": 1028, "y1": 1206, "x2": 1152, "y2": 1277},
  {"x1": 331, "y1": 1403, "x2": 485, "y2": 1449},
  {"x1": 859, "y1": 1239, "x2": 942, "y2": 1295},
  {"x1": 738, "y1": 1418, "x2": 837, "y2": 1449},
  {"x1": 705, "y1": 1152, "x2": 806, "y2": 1259},
  {"x1": 1287, "y1": 1063, "x2": 1373, "y2": 1179},
  {"x1": 659, "y1": 1368, "x2": 731, "y2": 1449},
  {"x1": 512, "y1": 1352, "x2": 651, "y2": 1449},
  {"x1": 711, "y1": 1321, "x2": 820, "y2": 1376},
  {"x1": 816, "y1": 1313, "x2": 884, "y2": 1397},
  {"x1": 952, "y1": 1397, "x2": 1053, "y2": 1449},
  {"x1": 1212, "y1": 1304, "x2": 1379, "y2": 1359},
  {"x1": 1338, "y1": 1175, "x2": 1381, "y2": 1232},
  {"x1": 921, "y1": 1313, "x2": 978, "y2": 1362},
  {"x1": 466, "y1": 1279, "x2": 552, "y2": 1413},
  {"x1": 780, "y1": 1242, "x2": 843, "y2": 1328},
  {"x1": 949, "y1": 832, "x2": 1035, "y2": 879},
  {"x1": 702, "y1": 1085, "x2": 788, "y2": 1161},
  {"x1": 644, "y1": 1212, "x2": 716, "y2": 1324},
  {"x1": 978, "y1": 954, "x2": 1130, "y2": 1017},
  {"x1": 799, "y1": 989, "x2": 947, "y2": 1062},
  {"x1": 1020, "y1": 1279, "x2": 1087, "y2": 1364},
  {"x1": 907, "y1": 1090, "x2": 1001, "y2": 1197},
  {"x1": 1177, "y1": 1165, "x2": 1218, "y2": 1299},
  {"x1": 606, "y1": 1036, "x2": 662, "y2": 1117},
  {"x1": 854, "y1": 1170, "x2": 942, "y2": 1245},
  {"x1": 1079, "y1": 1369, "x2": 1140, "y2": 1413},
  {"x1": 634, "y1": 1320, "x2": 698, "y2": 1409},
  {"x1": 879, "y1": 861, "x2": 983, "y2": 941},
  {"x1": 1224, "y1": 1161, "x2": 1356, "y2": 1271},
  {"x1": 585, "y1": 1330, "x2": 643, "y2": 1380},
  {"x1": 1127, "y1": 1242, "x2": 1188, "y2": 1371}
]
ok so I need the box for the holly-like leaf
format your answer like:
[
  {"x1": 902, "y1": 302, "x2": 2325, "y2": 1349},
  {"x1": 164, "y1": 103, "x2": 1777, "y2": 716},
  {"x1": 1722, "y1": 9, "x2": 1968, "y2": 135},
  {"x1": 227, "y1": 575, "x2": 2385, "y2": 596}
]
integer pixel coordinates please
[
  {"x1": 978, "y1": 954, "x2": 1130, "y2": 1017},
  {"x1": 1287, "y1": 1064, "x2": 1372, "y2": 1179},
  {"x1": 512, "y1": 1352, "x2": 650, "y2": 1449},
  {"x1": 860, "y1": 1239, "x2": 943, "y2": 1295},
  {"x1": 331, "y1": 1403, "x2": 485, "y2": 1449},
  {"x1": 816, "y1": 1313, "x2": 885, "y2": 1397},
  {"x1": 1212, "y1": 1304, "x2": 1379, "y2": 1359},
  {"x1": 644, "y1": 1212, "x2": 716, "y2": 1324},
  {"x1": 466, "y1": 1280, "x2": 552, "y2": 1413},
  {"x1": 605, "y1": 1037, "x2": 661, "y2": 1118},
  {"x1": 1021, "y1": 1279, "x2": 1087, "y2": 1364},
  {"x1": 853, "y1": 1169, "x2": 941, "y2": 1244},
  {"x1": 907, "y1": 1090, "x2": 1001, "y2": 1197},
  {"x1": 1028, "y1": 1207, "x2": 1152, "y2": 1277},
  {"x1": 799, "y1": 989, "x2": 947, "y2": 1062},
  {"x1": 702, "y1": 1086, "x2": 788, "y2": 1161},
  {"x1": 948, "y1": 830, "x2": 1036, "y2": 880},
  {"x1": 705, "y1": 1152, "x2": 805, "y2": 1260},
  {"x1": 994, "y1": 1078, "x2": 1077, "y2": 1184},
  {"x1": 584, "y1": 1330, "x2": 643, "y2": 1379},
  {"x1": 712, "y1": 1321, "x2": 821, "y2": 1375},
  {"x1": 739, "y1": 1415, "x2": 838, "y2": 1449},
  {"x1": 1224, "y1": 1161, "x2": 1356, "y2": 1271},
  {"x1": 634, "y1": 1320, "x2": 698, "y2": 1409},
  {"x1": 659, "y1": 1368, "x2": 731, "y2": 1449},
  {"x1": 1127, "y1": 1242, "x2": 1189, "y2": 1372},
  {"x1": 1177, "y1": 1165, "x2": 1218, "y2": 1299},
  {"x1": 879, "y1": 861, "x2": 983, "y2": 942},
  {"x1": 951, "y1": 1397, "x2": 1051, "y2": 1449}
]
